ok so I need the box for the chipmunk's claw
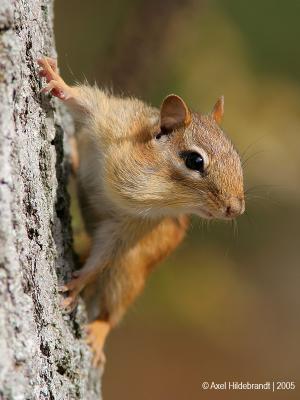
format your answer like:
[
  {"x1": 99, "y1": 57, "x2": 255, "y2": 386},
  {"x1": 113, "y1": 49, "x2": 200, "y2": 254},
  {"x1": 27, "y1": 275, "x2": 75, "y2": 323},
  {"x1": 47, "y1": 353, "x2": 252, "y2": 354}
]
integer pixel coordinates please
[
  {"x1": 59, "y1": 273, "x2": 83, "y2": 312},
  {"x1": 89, "y1": 344, "x2": 106, "y2": 368},
  {"x1": 37, "y1": 57, "x2": 57, "y2": 73},
  {"x1": 85, "y1": 320, "x2": 110, "y2": 368},
  {"x1": 60, "y1": 294, "x2": 78, "y2": 312},
  {"x1": 40, "y1": 79, "x2": 67, "y2": 100},
  {"x1": 59, "y1": 286, "x2": 79, "y2": 312},
  {"x1": 58, "y1": 284, "x2": 69, "y2": 293},
  {"x1": 59, "y1": 269, "x2": 95, "y2": 312},
  {"x1": 38, "y1": 57, "x2": 73, "y2": 100}
]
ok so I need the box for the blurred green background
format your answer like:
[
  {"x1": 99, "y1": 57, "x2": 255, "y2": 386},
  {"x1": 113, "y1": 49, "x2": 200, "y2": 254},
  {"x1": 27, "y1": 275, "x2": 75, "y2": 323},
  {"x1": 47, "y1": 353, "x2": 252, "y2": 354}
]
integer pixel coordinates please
[{"x1": 55, "y1": 1, "x2": 300, "y2": 399}]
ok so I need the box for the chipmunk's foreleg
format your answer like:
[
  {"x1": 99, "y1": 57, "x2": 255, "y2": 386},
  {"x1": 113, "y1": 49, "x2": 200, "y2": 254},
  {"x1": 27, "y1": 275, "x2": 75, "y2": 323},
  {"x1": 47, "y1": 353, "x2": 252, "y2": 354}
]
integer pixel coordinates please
[{"x1": 38, "y1": 57, "x2": 80, "y2": 105}]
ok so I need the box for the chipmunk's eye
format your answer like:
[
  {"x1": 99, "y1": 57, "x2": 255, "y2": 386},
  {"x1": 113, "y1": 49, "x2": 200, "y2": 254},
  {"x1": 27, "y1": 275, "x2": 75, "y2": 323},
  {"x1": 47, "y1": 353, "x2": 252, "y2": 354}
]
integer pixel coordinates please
[{"x1": 183, "y1": 151, "x2": 204, "y2": 173}]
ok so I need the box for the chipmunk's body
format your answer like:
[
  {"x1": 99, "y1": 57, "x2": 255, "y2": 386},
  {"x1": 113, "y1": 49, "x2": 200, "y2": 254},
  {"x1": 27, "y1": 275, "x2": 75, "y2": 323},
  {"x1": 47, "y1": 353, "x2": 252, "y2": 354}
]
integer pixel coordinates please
[{"x1": 38, "y1": 57, "x2": 245, "y2": 366}]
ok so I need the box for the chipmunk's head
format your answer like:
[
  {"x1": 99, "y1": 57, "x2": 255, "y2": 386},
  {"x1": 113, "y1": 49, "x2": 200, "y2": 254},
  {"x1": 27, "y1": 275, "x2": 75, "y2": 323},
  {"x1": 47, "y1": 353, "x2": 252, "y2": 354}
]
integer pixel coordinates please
[
  {"x1": 107, "y1": 94, "x2": 245, "y2": 220},
  {"x1": 147, "y1": 94, "x2": 245, "y2": 219}
]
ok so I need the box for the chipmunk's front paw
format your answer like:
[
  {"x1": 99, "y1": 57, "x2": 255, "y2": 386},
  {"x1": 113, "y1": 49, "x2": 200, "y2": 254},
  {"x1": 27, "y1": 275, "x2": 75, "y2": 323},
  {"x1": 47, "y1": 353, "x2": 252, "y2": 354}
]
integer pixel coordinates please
[
  {"x1": 59, "y1": 288, "x2": 78, "y2": 312},
  {"x1": 85, "y1": 320, "x2": 110, "y2": 367},
  {"x1": 38, "y1": 57, "x2": 75, "y2": 100},
  {"x1": 59, "y1": 274, "x2": 82, "y2": 312},
  {"x1": 41, "y1": 79, "x2": 68, "y2": 100}
]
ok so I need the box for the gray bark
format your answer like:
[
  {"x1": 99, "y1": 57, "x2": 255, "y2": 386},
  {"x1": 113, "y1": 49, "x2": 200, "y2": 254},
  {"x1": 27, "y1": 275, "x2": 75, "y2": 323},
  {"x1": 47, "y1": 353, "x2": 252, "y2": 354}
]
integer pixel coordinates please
[{"x1": 0, "y1": 1, "x2": 101, "y2": 399}]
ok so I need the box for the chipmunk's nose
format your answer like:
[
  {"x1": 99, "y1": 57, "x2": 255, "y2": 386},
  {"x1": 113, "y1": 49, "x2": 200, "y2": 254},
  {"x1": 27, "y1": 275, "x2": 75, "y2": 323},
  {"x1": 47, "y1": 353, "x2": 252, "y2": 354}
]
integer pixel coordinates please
[{"x1": 225, "y1": 197, "x2": 245, "y2": 218}]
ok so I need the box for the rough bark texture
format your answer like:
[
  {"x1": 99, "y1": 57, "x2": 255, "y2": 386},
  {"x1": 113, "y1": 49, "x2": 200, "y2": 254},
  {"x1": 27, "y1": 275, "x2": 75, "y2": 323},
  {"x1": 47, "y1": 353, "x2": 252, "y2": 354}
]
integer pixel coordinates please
[{"x1": 0, "y1": 1, "x2": 101, "y2": 399}]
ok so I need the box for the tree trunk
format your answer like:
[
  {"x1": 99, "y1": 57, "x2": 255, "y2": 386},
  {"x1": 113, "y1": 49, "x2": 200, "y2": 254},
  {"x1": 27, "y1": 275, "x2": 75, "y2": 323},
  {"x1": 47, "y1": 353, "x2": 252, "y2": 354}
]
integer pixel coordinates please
[{"x1": 0, "y1": 1, "x2": 101, "y2": 399}]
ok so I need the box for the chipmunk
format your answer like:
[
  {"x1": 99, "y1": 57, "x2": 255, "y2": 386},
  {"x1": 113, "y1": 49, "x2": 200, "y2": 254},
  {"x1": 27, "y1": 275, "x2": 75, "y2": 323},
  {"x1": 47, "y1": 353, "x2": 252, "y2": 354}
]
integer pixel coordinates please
[{"x1": 38, "y1": 57, "x2": 245, "y2": 366}]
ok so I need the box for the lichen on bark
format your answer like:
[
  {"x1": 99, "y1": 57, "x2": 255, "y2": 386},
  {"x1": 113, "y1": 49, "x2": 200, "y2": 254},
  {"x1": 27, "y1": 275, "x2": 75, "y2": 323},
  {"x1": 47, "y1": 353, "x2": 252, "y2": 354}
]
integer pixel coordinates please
[{"x1": 0, "y1": 1, "x2": 101, "y2": 399}]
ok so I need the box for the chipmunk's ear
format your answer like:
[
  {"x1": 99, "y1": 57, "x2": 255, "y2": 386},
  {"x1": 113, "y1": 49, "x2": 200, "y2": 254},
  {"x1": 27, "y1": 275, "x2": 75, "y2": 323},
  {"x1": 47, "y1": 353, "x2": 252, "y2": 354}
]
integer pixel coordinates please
[
  {"x1": 160, "y1": 94, "x2": 191, "y2": 132},
  {"x1": 212, "y1": 96, "x2": 224, "y2": 125}
]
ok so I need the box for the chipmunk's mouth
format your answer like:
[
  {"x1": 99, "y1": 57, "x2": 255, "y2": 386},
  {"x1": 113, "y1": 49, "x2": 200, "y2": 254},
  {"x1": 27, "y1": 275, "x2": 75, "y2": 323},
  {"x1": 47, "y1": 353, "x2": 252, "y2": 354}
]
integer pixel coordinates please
[{"x1": 193, "y1": 207, "x2": 214, "y2": 219}]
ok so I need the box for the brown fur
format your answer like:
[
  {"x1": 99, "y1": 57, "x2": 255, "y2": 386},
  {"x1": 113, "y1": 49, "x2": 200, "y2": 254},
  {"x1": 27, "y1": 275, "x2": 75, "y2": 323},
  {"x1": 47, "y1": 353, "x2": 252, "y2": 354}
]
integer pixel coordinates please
[{"x1": 38, "y1": 57, "x2": 245, "y2": 365}]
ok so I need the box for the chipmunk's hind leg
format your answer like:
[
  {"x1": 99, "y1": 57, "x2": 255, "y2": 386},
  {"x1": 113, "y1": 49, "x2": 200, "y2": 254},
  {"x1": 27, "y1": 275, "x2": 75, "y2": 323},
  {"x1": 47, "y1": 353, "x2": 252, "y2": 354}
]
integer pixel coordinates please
[
  {"x1": 59, "y1": 223, "x2": 114, "y2": 312},
  {"x1": 85, "y1": 319, "x2": 110, "y2": 367}
]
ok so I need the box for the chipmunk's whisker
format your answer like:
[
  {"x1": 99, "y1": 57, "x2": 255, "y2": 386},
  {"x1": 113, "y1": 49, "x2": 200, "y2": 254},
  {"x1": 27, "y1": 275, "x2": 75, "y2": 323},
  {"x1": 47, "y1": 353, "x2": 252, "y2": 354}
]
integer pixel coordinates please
[{"x1": 241, "y1": 150, "x2": 264, "y2": 168}]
